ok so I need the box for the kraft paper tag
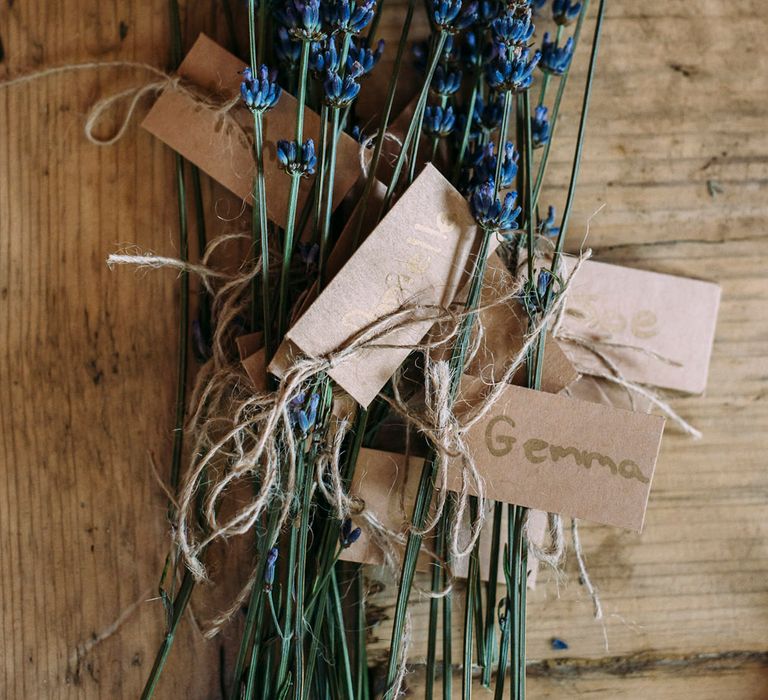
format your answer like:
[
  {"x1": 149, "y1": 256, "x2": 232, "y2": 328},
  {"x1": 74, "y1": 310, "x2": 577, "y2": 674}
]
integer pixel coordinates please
[
  {"x1": 455, "y1": 378, "x2": 664, "y2": 531},
  {"x1": 141, "y1": 34, "x2": 360, "y2": 229},
  {"x1": 340, "y1": 447, "x2": 546, "y2": 587},
  {"x1": 242, "y1": 348, "x2": 268, "y2": 392},
  {"x1": 236, "y1": 332, "x2": 264, "y2": 360},
  {"x1": 560, "y1": 258, "x2": 721, "y2": 395},
  {"x1": 268, "y1": 164, "x2": 487, "y2": 408}
]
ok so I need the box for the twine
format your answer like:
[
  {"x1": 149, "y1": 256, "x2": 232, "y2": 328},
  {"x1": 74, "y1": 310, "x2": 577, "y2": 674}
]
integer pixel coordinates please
[
  {"x1": 358, "y1": 129, "x2": 406, "y2": 177},
  {"x1": 108, "y1": 239, "x2": 590, "y2": 592},
  {"x1": 0, "y1": 59, "x2": 245, "y2": 148}
]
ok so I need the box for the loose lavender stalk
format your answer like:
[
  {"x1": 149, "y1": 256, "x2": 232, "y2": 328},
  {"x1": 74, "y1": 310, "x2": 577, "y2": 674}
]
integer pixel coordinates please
[
  {"x1": 532, "y1": 0, "x2": 590, "y2": 209},
  {"x1": 350, "y1": 0, "x2": 417, "y2": 250},
  {"x1": 277, "y1": 28, "x2": 314, "y2": 341},
  {"x1": 318, "y1": 33, "x2": 355, "y2": 288},
  {"x1": 462, "y1": 498, "x2": 481, "y2": 699},
  {"x1": 382, "y1": 168, "x2": 522, "y2": 693},
  {"x1": 242, "y1": 2, "x2": 282, "y2": 354},
  {"x1": 377, "y1": 30, "x2": 447, "y2": 218},
  {"x1": 382, "y1": 231, "x2": 493, "y2": 698},
  {"x1": 452, "y1": 71, "x2": 481, "y2": 182},
  {"x1": 139, "y1": 1, "x2": 197, "y2": 694}
]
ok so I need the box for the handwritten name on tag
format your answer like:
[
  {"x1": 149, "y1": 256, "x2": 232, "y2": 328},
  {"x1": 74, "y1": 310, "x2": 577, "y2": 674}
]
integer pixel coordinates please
[
  {"x1": 340, "y1": 447, "x2": 546, "y2": 587},
  {"x1": 141, "y1": 34, "x2": 360, "y2": 230},
  {"x1": 455, "y1": 379, "x2": 665, "y2": 531},
  {"x1": 268, "y1": 164, "x2": 484, "y2": 407},
  {"x1": 561, "y1": 259, "x2": 721, "y2": 394}
]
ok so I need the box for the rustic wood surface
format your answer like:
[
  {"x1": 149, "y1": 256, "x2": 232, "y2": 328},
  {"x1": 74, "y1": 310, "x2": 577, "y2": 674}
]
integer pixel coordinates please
[{"x1": 1, "y1": 1, "x2": 767, "y2": 698}]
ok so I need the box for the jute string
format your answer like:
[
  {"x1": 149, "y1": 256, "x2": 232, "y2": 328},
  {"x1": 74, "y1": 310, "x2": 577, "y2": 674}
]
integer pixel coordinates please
[
  {"x1": 1, "y1": 60, "x2": 244, "y2": 148},
  {"x1": 108, "y1": 241, "x2": 590, "y2": 594}
]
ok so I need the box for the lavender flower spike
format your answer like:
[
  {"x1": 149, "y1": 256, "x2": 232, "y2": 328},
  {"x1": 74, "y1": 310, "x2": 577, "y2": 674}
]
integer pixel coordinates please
[
  {"x1": 264, "y1": 547, "x2": 279, "y2": 589},
  {"x1": 540, "y1": 33, "x2": 575, "y2": 75},
  {"x1": 277, "y1": 139, "x2": 318, "y2": 176},
  {"x1": 340, "y1": 519, "x2": 363, "y2": 548},
  {"x1": 532, "y1": 105, "x2": 551, "y2": 147},
  {"x1": 240, "y1": 65, "x2": 282, "y2": 113},
  {"x1": 323, "y1": 62, "x2": 365, "y2": 107},
  {"x1": 471, "y1": 179, "x2": 521, "y2": 231},
  {"x1": 486, "y1": 45, "x2": 541, "y2": 92},
  {"x1": 348, "y1": 38, "x2": 385, "y2": 75},
  {"x1": 553, "y1": 0, "x2": 582, "y2": 25},
  {"x1": 423, "y1": 105, "x2": 457, "y2": 137}
]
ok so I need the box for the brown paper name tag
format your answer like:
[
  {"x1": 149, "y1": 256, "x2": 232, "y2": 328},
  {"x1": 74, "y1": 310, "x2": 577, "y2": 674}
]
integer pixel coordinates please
[
  {"x1": 141, "y1": 34, "x2": 361, "y2": 229},
  {"x1": 455, "y1": 379, "x2": 665, "y2": 531},
  {"x1": 561, "y1": 258, "x2": 721, "y2": 395},
  {"x1": 340, "y1": 447, "x2": 546, "y2": 587},
  {"x1": 268, "y1": 164, "x2": 486, "y2": 408}
]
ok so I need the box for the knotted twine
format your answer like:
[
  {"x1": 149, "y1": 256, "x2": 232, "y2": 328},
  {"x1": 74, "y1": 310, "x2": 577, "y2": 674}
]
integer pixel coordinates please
[
  {"x1": 107, "y1": 243, "x2": 591, "y2": 587},
  {"x1": 1, "y1": 60, "x2": 245, "y2": 149}
]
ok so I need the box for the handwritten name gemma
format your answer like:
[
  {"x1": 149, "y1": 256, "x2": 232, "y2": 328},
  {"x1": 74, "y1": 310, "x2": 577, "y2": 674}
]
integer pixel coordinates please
[{"x1": 484, "y1": 415, "x2": 649, "y2": 484}]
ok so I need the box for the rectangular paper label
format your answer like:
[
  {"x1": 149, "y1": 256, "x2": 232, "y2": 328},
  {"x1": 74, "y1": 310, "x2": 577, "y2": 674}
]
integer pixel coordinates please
[
  {"x1": 141, "y1": 34, "x2": 361, "y2": 230},
  {"x1": 268, "y1": 164, "x2": 486, "y2": 407},
  {"x1": 454, "y1": 379, "x2": 665, "y2": 531},
  {"x1": 561, "y1": 258, "x2": 721, "y2": 394},
  {"x1": 340, "y1": 447, "x2": 546, "y2": 586}
]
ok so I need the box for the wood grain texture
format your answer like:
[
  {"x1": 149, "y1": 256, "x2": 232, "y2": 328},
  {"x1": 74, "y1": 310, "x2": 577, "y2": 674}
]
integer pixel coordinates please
[{"x1": 1, "y1": 1, "x2": 766, "y2": 698}]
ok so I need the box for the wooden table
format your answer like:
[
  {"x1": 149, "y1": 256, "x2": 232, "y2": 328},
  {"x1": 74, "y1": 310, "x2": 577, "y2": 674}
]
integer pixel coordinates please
[{"x1": 1, "y1": 1, "x2": 766, "y2": 698}]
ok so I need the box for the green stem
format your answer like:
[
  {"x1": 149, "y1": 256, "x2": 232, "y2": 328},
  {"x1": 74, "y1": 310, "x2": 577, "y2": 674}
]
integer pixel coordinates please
[
  {"x1": 312, "y1": 104, "x2": 330, "y2": 242},
  {"x1": 277, "y1": 40, "x2": 311, "y2": 341},
  {"x1": 247, "y1": 2, "x2": 271, "y2": 351},
  {"x1": 441, "y1": 496, "x2": 453, "y2": 700},
  {"x1": 253, "y1": 113, "x2": 272, "y2": 355},
  {"x1": 293, "y1": 437, "x2": 320, "y2": 698},
  {"x1": 548, "y1": 0, "x2": 607, "y2": 287},
  {"x1": 355, "y1": 566, "x2": 370, "y2": 700},
  {"x1": 532, "y1": 1, "x2": 591, "y2": 210},
  {"x1": 452, "y1": 72, "x2": 481, "y2": 183},
  {"x1": 243, "y1": 597, "x2": 268, "y2": 699},
  {"x1": 425, "y1": 530, "x2": 442, "y2": 700},
  {"x1": 517, "y1": 529, "x2": 529, "y2": 699},
  {"x1": 318, "y1": 106, "x2": 341, "y2": 290},
  {"x1": 139, "y1": 5, "x2": 190, "y2": 694},
  {"x1": 509, "y1": 506, "x2": 527, "y2": 699},
  {"x1": 330, "y1": 568, "x2": 355, "y2": 700},
  {"x1": 140, "y1": 571, "x2": 195, "y2": 700},
  {"x1": 523, "y1": 91, "x2": 535, "y2": 285},
  {"x1": 351, "y1": 0, "x2": 418, "y2": 250},
  {"x1": 230, "y1": 515, "x2": 280, "y2": 699},
  {"x1": 383, "y1": 230, "x2": 494, "y2": 699},
  {"x1": 276, "y1": 510, "x2": 299, "y2": 691},
  {"x1": 378, "y1": 31, "x2": 447, "y2": 220},
  {"x1": 481, "y1": 501, "x2": 503, "y2": 687},
  {"x1": 493, "y1": 91, "x2": 513, "y2": 199},
  {"x1": 169, "y1": 152, "x2": 189, "y2": 496},
  {"x1": 462, "y1": 499, "x2": 480, "y2": 699}
]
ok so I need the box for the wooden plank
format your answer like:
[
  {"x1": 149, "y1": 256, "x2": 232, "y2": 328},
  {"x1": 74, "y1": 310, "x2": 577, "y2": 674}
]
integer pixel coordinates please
[{"x1": 0, "y1": 0, "x2": 766, "y2": 698}]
